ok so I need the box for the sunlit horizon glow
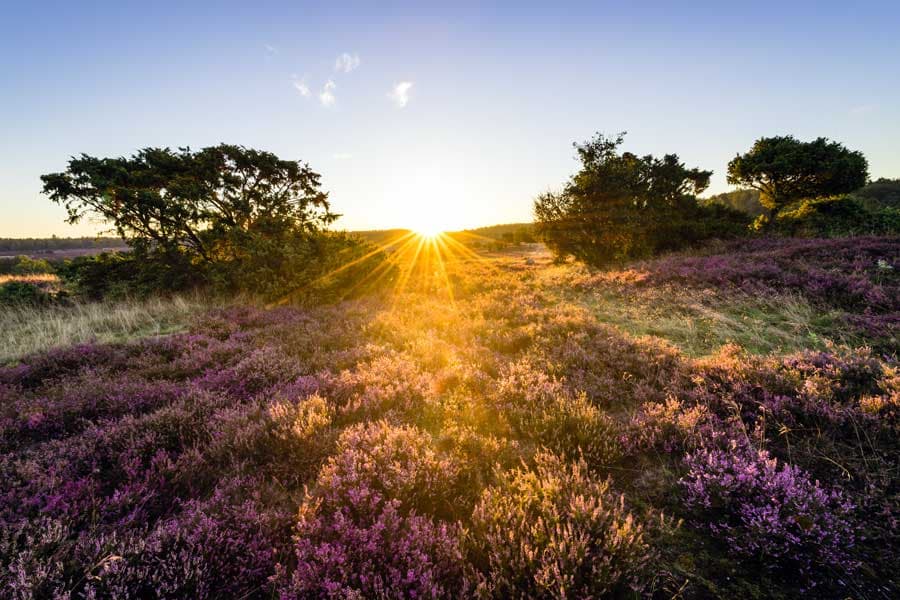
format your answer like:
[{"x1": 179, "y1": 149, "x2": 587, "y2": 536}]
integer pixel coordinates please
[{"x1": 271, "y1": 226, "x2": 502, "y2": 308}]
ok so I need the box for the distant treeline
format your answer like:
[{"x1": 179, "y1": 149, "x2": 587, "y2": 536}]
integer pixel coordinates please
[
  {"x1": 351, "y1": 223, "x2": 535, "y2": 246},
  {"x1": 0, "y1": 237, "x2": 127, "y2": 253},
  {"x1": 457, "y1": 223, "x2": 534, "y2": 241}
]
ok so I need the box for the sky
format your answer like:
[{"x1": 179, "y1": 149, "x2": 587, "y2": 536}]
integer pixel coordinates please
[{"x1": 1, "y1": 0, "x2": 899, "y2": 237}]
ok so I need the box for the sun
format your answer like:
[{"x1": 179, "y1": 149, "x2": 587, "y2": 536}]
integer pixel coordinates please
[{"x1": 409, "y1": 216, "x2": 446, "y2": 239}]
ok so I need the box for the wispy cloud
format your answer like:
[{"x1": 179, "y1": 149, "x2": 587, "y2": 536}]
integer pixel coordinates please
[
  {"x1": 850, "y1": 104, "x2": 876, "y2": 116},
  {"x1": 264, "y1": 44, "x2": 278, "y2": 56},
  {"x1": 388, "y1": 81, "x2": 414, "y2": 108},
  {"x1": 332, "y1": 152, "x2": 353, "y2": 160},
  {"x1": 292, "y1": 76, "x2": 311, "y2": 98},
  {"x1": 334, "y1": 52, "x2": 360, "y2": 73},
  {"x1": 319, "y1": 80, "x2": 337, "y2": 107}
]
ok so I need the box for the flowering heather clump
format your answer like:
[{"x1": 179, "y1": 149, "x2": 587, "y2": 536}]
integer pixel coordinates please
[
  {"x1": 496, "y1": 359, "x2": 619, "y2": 465},
  {"x1": 281, "y1": 422, "x2": 470, "y2": 598},
  {"x1": 325, "y1": 352, "x2": 437, "y2": 419},
  {"x1": 681, "y1": 443, "x2": 856, "y2": 579},
  {"x1": 624, "y1": 396, "x2": 717, "y2": 454},
  {"x1": 470, "y1": 452, "x2": 650, "y2": 597},
  {"x1": 84, "y1": 477, "x2": 295, "y2": 599}
]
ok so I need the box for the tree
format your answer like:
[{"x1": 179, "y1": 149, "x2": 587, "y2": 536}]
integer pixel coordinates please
[
  {"x1": 851, "y1": 178, "x2": 900, "y2": 211},
  {"x1": 701, "y1": 189, "x2": 766, "y2": 217},
  {"x1": 726, "y1": 136, "x2": 868, "y2": 215},
  {"x1": 41, "y1": 145, "x2": 338, "y2": 294},
  {"x1": 534, "y1": 132, "x2": 745, "y2": 266}
]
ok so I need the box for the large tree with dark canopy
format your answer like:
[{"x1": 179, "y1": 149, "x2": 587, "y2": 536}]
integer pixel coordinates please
[
  {"x1": 726, "y1": 136, "x2": 868, "y2": 215},
  {"x1": 41, "y1": 144, "x2": 336, "y2": 262},
  {"x1": 534, "y1": 132, "x2": 746, "y2": 265},
  {"x1": 40, "y1": 145, "x2": 357, "y2": 297}
]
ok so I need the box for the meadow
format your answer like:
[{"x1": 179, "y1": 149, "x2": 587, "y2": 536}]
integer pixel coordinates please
[{"x1": 1, "y1": 235, "x2": 898, "y2": 598}]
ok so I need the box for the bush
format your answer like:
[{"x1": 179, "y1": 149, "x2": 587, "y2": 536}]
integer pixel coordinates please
[
  {"x1": 11, "y1": 256, "x2": 54, "y2": 275},
  {"x1": 681, "y1": 443, "x2": 856, "y2": 581},
  {"x1": 0, "y1": 281, "x2": 52, "y2": 306},
  {"x1": 534, "y1": 132, "x2": 749, "y2": 266},
  {"x1": 495, "y1": 359, "x2": 620, "y2": 466},
  {"x1": 279, "y1": 422, "x2": 471, "y2": 598},
  {"x1": 774, "y1": 195, "x2": 900, "y2": 237},
  {"x1": 469, "y1": 451, "x2": 650, "y2": 598},
  {"x1": 57, "y1": 251, "x2": 198, "y2": 300}
]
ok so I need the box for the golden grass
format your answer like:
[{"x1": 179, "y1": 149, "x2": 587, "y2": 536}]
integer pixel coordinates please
[
  {"x1": 0, "y1": 295, "x2": 217, "y2": 364},
  {"x1": 0, "y1": 273, "x2": 59, "y2": 285}
]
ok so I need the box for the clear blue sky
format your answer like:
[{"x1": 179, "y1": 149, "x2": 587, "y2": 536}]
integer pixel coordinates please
[{"x1": 2, "y1": 0, "x2": 898, "y2": 236}]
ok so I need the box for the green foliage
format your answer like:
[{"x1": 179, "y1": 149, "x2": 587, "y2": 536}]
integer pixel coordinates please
[
  {"x1": 10, "y1": 255, "x2": 54, "y2": 275},
  {"x1": 850, "y1": 177, "x2": 900, "y2": 211},
  {"x1": 56, "y1": 252, "x2": 197, "y2": 301},
  {"x1": 701, "y1": 188, "x2": 766, "y2": 217},
  {"x1": 56, "y1": 233, "x2": 391, "y2": 303},
  {"x1": 40, "y1": 145, "x2": 371, "y2": 301},
  {"x1": 1, "y1": 257, "x2": 53, "y2": 277},
  {"x1": 727, "y1": 135, "x2": 868, "y2": 213},
  {"x1": 534, "y1": 132, "x2": 748, "y2": 266},
  {"x1": 773, "y1": 195, "x2": 900, "y2": 237},
  {"x1": 0, "y1": 281, "x2": 52, "y2": 307}
]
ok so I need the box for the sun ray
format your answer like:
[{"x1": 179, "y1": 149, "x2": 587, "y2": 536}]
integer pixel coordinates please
[
  {"x1": 430, "y1": 235, "x2": 455, "y2": 306},
  {"x1": 268, "y1": 230, "x2": 417, "y2": 307}
]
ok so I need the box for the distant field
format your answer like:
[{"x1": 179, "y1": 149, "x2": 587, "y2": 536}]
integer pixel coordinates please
[
  {"x1": 0, "y1": 246, "x2": 128, "y2": 260},
  {"x1": 0, "y1": 236, "x2": 128, "y2": 261}
]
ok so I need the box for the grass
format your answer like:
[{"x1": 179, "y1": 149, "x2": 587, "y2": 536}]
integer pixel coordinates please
[
  {"x1": 581, "y1": 286, "x2": 848, "y2": 356},
  {"x1": 0, "y1": 273, "x2": 60, "y2": 285},
  {"x1": 1, "y1": 244, "x2": 873, "y2": 365},
  {"x1": 0, "y1": 294, "x2": 217, "y2": 364}
]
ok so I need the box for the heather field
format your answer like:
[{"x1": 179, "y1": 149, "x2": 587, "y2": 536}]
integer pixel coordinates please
[{"x1": 1, "y1": 236, "x2": 898, "y2": 599}]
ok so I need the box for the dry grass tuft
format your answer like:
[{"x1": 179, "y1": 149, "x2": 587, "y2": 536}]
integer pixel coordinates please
[{"x1": 0, "y1": 295, "x2": 216, "y2": 364}]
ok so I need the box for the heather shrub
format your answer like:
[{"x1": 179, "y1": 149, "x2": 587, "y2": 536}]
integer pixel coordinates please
[
  {"x1": 326, "y1": 352, "x2": 437, "y2": 420},
  {"x1": 496, "y1": 360, "x2": 619, "y2": 466},
  {"x1": 199, "y1": 393, "x2": 335, "y2": 488},
  {"x1": 681, "y1": 443, "x2": 856, "y2": 581},
  {"x1": 280, "y1": 422, "x2": 471, "y2": 598},
  {"x1": 859, "y1": 364, "x2": 900, "y2": 429},
  {"x1": 311, "y1": 421, "x2": 461, "y2": 515},
  {"x1": 1, "y1": 374, "x2": 187, "y2": 450},
  {"x1": 469, "y1": 452, "x2": 650, "y2": 598},
  {"x1": 85, "y1": 477, "x2": 294, "y2": 599},
  {"x1": 531, "y1": 305, "x2": 688, "y2": 407},
  {"x1": 624, "y1": 396, "x2": 716, "y2": 454}
]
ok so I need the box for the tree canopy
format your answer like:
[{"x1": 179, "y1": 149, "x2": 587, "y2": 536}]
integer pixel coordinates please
[
  {"x1": 534, "y1": 133, "x2": 746, "y2": 265},
  {"x1": 41, "y1": 144, "x2": 336, "y2": 264},
  {"x1": 40, "y1": 145, "x2": 365, "y2": 298},
  {"x1": 726, "y1": 136, "x2": 868, "y2": 214}
]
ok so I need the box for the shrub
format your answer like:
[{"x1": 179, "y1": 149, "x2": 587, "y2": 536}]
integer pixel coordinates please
[
  {"x1": 83, "y1": 477, "x2": 294, "y2": 600},
  {"x1": 279, "y1": 422, "x2": 470, "y2": 598},
  {"x1": 534, "y1": 132, "x2": 748, "y2": 266},
  {"x1": 0, "y1": 281, "x2": 51, "y2": 307},
  {"x1": 681, "y1": 443, "x2": 856, "y2": 581},
  {"x1": 624, "y1": 396, "x2": 716, "y2": 454},
  {"x1": 10, "y1": 256, "x2": 54, "y2": 275},
  {"x1": 774, "y1": 195, "x2": 900, "y2": 237},
  {"x1": 495, "y1": 359, "x2": 619, "y2": 466},
  {"x1": 469, "y1": 452, "x2": 650, "y2": 598}
]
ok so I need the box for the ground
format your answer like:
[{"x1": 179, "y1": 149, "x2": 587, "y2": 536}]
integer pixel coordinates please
[{"x1": 1, "y1": 236, "x2": 898, "y2": 598}]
